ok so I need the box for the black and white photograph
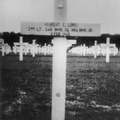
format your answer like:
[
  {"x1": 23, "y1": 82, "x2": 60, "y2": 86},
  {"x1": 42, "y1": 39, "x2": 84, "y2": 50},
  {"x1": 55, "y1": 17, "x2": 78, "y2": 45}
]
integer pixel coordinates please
[{"x1": 0, "y1": 0, "x2": 120, "y2": 120}]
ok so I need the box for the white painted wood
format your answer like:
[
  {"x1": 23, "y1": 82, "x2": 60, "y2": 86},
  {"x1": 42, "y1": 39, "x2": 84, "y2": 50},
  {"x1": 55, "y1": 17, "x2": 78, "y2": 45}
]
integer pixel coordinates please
[
  {"x1": 83, "y1": 44, "x2": 86, "y2": 56},
  {"x1": 32, "y1": 40, "x2": 36, "y2": 57},
  {"x1": 52, "y1": 37, "x2": 67, "y2": 120},
  {"x1": 94, "y1": 41, "x2": 97, "y2": 58},
  {"x1": 106, "y1": 37, "x2": 110, "y2": 63},
  {"x1": 19, "y1": 37, "x2": 23, "y2": 61},
  {"x1": 52, "y1": 1, "x2": 67, "y2": 119}
]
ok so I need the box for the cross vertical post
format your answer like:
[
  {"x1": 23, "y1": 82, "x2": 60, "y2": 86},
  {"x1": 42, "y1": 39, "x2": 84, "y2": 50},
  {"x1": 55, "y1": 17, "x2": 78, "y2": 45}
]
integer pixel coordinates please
[
  {"x1": 52, "y1": 38, "x2": 67, "y2": 120},
  {"x1": 52, "y1": 0, "x2": 67, "y2": 120},
  {"x1": 106, "y1": 37, "x2": 110, "y2": 63},
  {"x1": 0, "y1": 39, "x2": 5, "y2": 56},
  {"x1": 19, "y1": 37, "x2": 23, "y2": 61},
  {"x1": 32, "y1": 40, "x2": 36, "y2": 57},
  {"x1": 83, "y1": 44, "x2": 86, "y2": 56},
  {"x1": 94, "y1": 40, "x2": 97, "y2": 58}
]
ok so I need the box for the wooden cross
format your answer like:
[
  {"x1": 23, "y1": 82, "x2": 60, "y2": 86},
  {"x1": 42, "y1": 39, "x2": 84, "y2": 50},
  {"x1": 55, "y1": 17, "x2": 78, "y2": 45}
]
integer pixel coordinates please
[
  {"x1": 106, "y1": 37, "x2": 111, "y2": 63},
  {"x1": 20, "y1": 1, "x2": 100, "y2": 120},
  {"x1": 32, "y1": 40, "x2": 36, "y2": 57},
  {"x1": 94, "y1": 40, "x2": 97, "y2": 58},
  {"x1": 14, "y1": 37, "x2": 28, "y2": 61},
  {"x1": 19, "y1": 37, "x2": 24, "y2": 61},
  {"x1": 99, "y1": 37, "x2": 111, "y2": 62}
]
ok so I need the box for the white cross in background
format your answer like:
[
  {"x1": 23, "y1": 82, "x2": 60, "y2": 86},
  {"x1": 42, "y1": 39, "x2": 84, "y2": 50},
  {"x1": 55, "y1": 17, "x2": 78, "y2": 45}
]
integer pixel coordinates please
[
  {"x1": 14, "y1": 37, "x2": 28, "y2": 61},
  {"x1": 99, "y1": 37, "x2": 111, "y2": 62},
  {"x1": 105, "y1": 37, "x2": 111, "y2": 63},
  {"x1": 32, "y1": 40, "x2": 36, "y2": 57},
  {"x1": 94, "y1": 40, "x2": 98, "y2": 58},
  {"x1": 19, "y1": 37, "x2": 24, "y2": 61},
  {"x1": 0, "y1": 38, "x2": 4, "y2": 55}
]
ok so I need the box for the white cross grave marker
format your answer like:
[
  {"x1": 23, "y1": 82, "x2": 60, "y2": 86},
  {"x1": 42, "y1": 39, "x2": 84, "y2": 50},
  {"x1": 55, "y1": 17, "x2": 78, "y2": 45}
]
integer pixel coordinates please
[
  {"x1": 13, "y1": 37, "x2": 25, "y2": 61},
  {"x1": 52, "y1": 1, "x2": 67, "y2": 120},
  {"x1": 106, "y1": 37, "x2": 110, "y2": 63},
  {"x1": 20, "y1": 0, "x2": 100, "y2": 119},
  {"x1": 94, "y1": 40, "x2": 97, "y2": 58},
  {"x1": 83, "y1": 44, "x2": 86, "y2": 56},
  {"x1": 32, "y1": 40, "x2": 36, "y2": 57},
  {"x1": 23, "y1": 43, "x2": 29, "y2": 55},
  {"x1": 0, "y1": 38, "x2": 4, "y2": 55},
  {"x1": 19, "y1": 37, "x2": 23, "y2": 61},
  {"x1": 2, "y1": 44, "x2": 11, "y2": 56},
  {"x1": 99, "y1": 37, "x2": 113, "y2": 62}
]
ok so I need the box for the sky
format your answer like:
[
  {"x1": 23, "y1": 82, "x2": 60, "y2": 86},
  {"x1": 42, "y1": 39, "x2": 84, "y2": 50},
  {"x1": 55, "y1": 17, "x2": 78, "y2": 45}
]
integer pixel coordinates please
[{"x1": 0, "y1": 0, "x2": 120, "y2": 34}]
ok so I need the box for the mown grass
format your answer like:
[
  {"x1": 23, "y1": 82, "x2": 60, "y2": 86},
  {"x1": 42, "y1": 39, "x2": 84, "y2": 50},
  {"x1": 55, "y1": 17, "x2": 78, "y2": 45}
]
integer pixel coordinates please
[{"x1": 1, "y1": 55, "x2": 120, "y2": 120}]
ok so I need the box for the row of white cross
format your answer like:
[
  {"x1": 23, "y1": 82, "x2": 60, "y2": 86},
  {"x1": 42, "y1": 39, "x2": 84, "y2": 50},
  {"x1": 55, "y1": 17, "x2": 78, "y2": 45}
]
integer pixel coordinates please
[
  {"x1": 13, "y1": 37, "x2": 54, "y2": 61},
  {"x1": 0, "y1": 37, "x2": 54, "y2": 59},
  {"x1": 70, "y1": 38, "x2": 119, "y2": 62},
  {"x1": 0, "y1": 39, "x2": 12, "y2": 56},
  {"x1": 69, "y1": 38, "x2": 118, "y2": 56},
  {"x1": 0, "y1": 37, "x2": 119, "y2": 62},
  {"x1": 0, "y1": 37, "x2": 75, "y2": 60}
]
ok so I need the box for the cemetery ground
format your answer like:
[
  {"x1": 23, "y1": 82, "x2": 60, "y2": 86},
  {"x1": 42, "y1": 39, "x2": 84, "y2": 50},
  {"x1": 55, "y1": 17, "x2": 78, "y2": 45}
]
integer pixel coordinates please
[{"x1": 1, "y1": 54, "x2": 120, "y2": 120}]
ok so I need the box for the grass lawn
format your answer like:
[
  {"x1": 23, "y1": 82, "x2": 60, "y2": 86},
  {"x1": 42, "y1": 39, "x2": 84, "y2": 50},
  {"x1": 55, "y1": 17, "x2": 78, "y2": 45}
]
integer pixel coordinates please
[{"x1": 1, "y1": 54, "x2": 120, "y2": 120}]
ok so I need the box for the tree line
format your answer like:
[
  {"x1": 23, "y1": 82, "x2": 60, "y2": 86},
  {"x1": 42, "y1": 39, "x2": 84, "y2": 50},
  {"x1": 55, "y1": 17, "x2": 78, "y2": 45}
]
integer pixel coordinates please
[{"x1": 0, "y1": 32, "x2": 120, "y2": 48}]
